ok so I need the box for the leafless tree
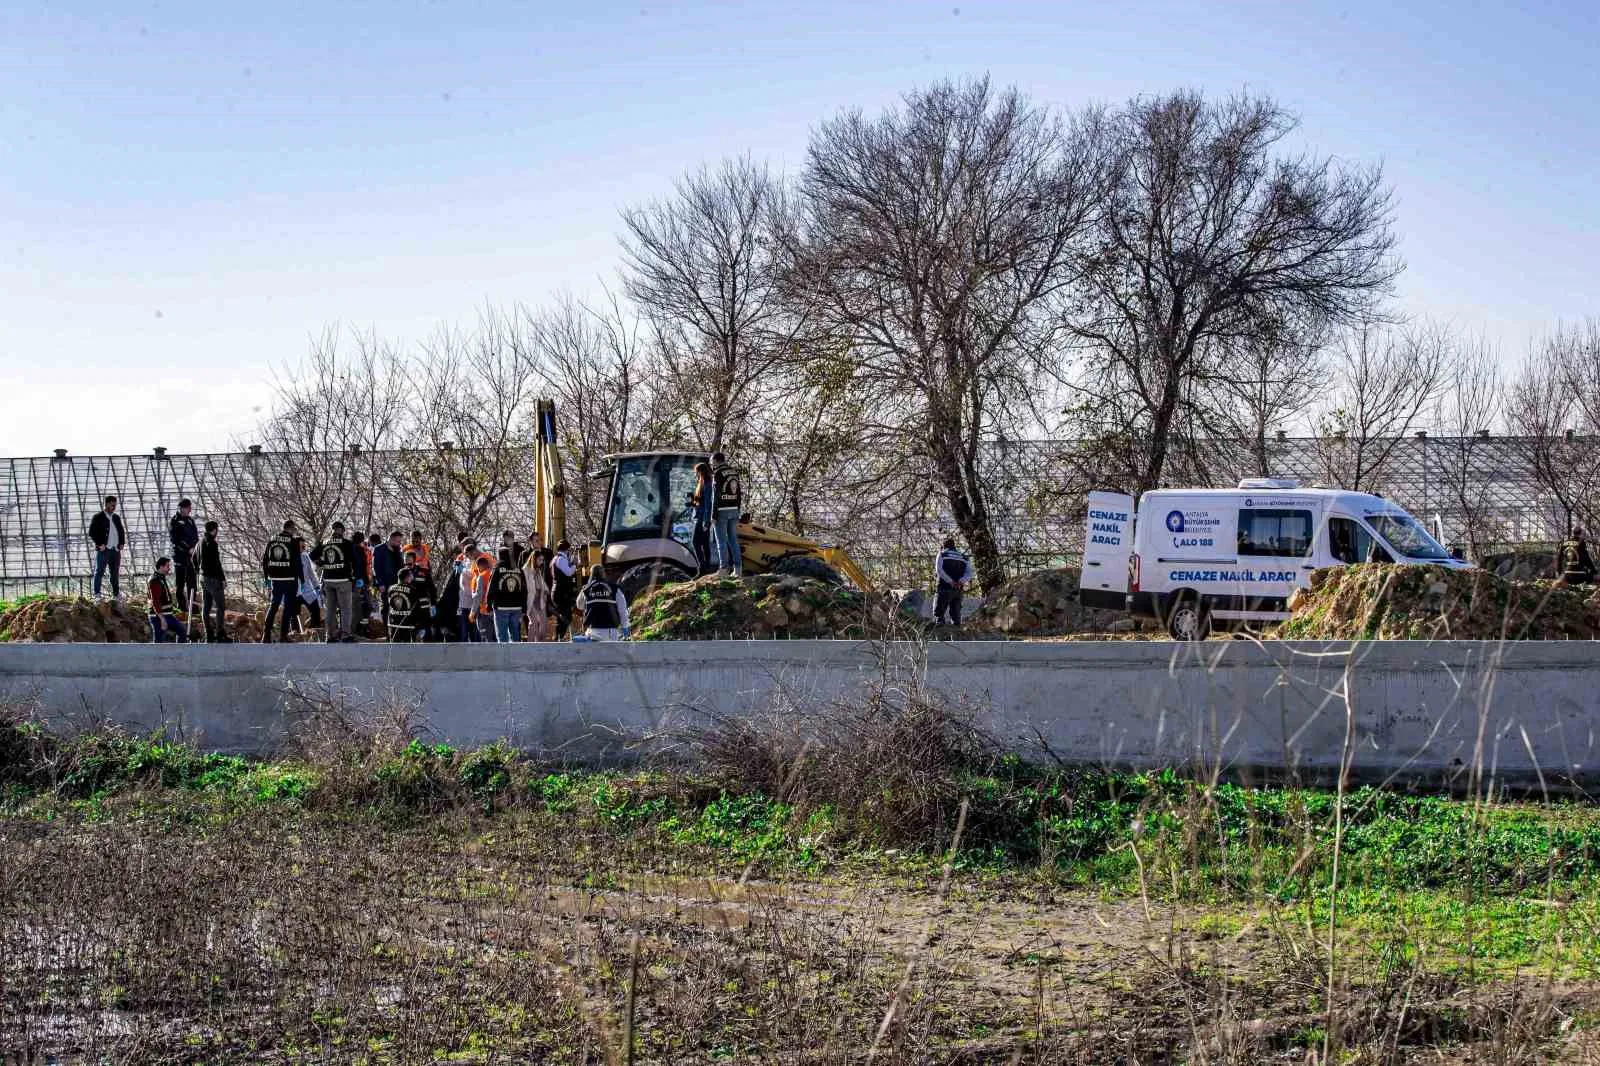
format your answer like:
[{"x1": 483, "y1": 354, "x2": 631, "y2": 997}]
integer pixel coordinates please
[
  {"x1": 621, "y1": 156, "x2": 796, "y2": 453},
  {"x1": 1433, "y1": 333, "x2": 1507, "y2": 557},
  {"x1": 788, "y1": 78, "x2": 1103, "y2": 587},
  {"x1": 1205, "y1": 317, "x2": 1330, "y2": 476},
  {"x1": 1070, "y1": 91, "x2": 1399, "y2": 495},
  {"x1": 1314, "y1": 321, "x2": 1455, "y2": 493},
  {"x1": 1507, "y1": 322, "x2": 1600, "y2": 537},
  {"x1": 524, "y1": 292, "x2": 664, "y2": 541},
  {"x1": 399, "y1": 309, "x2": 539, "y2": 542}
]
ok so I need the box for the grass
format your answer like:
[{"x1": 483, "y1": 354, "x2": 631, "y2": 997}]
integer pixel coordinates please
[{"x1": 4, "y1": 709, "x2": 1599, "y2": 1062}]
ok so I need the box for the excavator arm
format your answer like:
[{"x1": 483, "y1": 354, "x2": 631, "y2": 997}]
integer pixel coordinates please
[{"x1": 533, "y1": 399, "x2": 566, "y2": 550}]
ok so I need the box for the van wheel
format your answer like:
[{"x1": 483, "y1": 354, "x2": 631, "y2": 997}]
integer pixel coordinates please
[{"x1": 1166, "y1": 596, "x2": 1210, "y2": 641}]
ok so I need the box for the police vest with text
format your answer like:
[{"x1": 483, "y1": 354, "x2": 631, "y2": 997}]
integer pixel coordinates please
[
  {"x1": 713, "y1": 465, "x2": 743, "y2": 512},
  {"x1": 582, "y1": 580, "x2": 621, "y2": 630},
  {"x1": 387, "y1": 584, "x2": 416, "y2": 625},
  {"x1": 315, "y1": 540, "x2": 353, "y2": 581},
  {"x1": 490, "y1": 567, "x2": 526, "y2": 610},
  {"x1": 264, "y1": 535, "x2": 298, "y2": 581}
]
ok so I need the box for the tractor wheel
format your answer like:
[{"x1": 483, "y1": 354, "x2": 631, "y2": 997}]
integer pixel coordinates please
[
  {"x1": 616, "y1": 561, "x2": 695, "y2": 604},
  {"x1": 769, "y1": 555, "x2": 845, "y2": 585}
]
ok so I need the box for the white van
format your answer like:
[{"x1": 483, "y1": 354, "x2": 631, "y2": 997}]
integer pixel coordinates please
[{"x1": 1079, "y1": 479, "x2": 1470, "y2": 639}]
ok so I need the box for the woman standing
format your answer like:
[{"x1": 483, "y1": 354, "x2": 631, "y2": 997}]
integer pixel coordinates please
[
  {"x1": 691, "y1": 461, "x2": 715, "y2": 575},
  {"x1": 523, "y1": 546, "x2": 553, "y2": 641}
]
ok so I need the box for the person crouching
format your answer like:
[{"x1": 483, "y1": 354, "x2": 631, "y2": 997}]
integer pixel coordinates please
[
  {"x1": 576, "y1": 565, "x2": 629, "y2": 641},
  {"x1": 147, "y1": 557, "x2": 189, "y2": 643}
]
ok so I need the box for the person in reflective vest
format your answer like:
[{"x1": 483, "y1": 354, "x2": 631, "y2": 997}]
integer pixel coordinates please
[
  {"x1": 489, "y1": 550, "x2": 528, "y2": 643},
  {"x1": 313, "y1": 522, "x2": 358, "y2": 643},
  {"x1": 577, "y1": 566, "x2": 630, "y2": 641},
  {"x1": 711, "y1": 451, "x2": 744, "y2": 577},
  {"x1": 1559, "y1": 527, "x2": 1596, "y2": 587},
  {"x1": 261, "y1": 520, "x2": 303, "y2": 643},
  {"x1": 933, "y1": 538, "x2": 973, "y2": 626},
  {"x1": 146, "y1": 557, "x2": 189, "y2": 643}
]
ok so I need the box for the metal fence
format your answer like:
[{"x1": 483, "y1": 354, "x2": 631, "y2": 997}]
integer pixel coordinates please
[{"x1": 0, "y1": 435, "x2": 1585, "y2": 599}]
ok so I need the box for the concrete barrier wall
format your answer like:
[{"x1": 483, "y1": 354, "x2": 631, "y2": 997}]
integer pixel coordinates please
[{"x1": 0, "y1": 640, "x2": 1596, "y2": 785}]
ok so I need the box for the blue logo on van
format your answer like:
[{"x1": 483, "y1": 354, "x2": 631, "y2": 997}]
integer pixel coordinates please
[{"x1": 1165, "y1": 510, "x2": 1185, "y2": 533}]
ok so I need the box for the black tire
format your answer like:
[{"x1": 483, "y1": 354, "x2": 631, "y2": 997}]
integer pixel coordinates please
[
  {"x1": 769, "y1": 554, "x2": 844, "y2": 585},
  {"x1": 1165, "y1": 594, "x2": 1210, "y2": 641},
  {"x1": 616, "y1": 561, "x2": 695, "y2": 603}
]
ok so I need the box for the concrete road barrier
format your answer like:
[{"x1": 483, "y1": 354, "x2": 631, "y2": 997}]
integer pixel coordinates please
[{"x1": 0, "y1": 640, "x2": 1595, "y2": 786}]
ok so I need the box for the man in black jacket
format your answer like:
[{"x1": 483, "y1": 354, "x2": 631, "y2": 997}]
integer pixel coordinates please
[
  {"x1": 88, "y1": 495, "x2": 128, "y2": 599},
  {"x1": 199, "y1": 520, "x2": 232, "y2": 642},
  {"x1": 261, "y1": 520, "x2": 303, "y2": 643},
  {"x1": 169, "y1": 499, "x2": 200, "y2": 611},
  {"x1": 312, "y1": 522, "x2": 358, "y2": 643}
]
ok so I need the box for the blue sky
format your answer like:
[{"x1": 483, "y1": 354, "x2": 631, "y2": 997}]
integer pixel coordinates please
[{"x1": 2, "y1": 0, "x2": 1596, "y2": 455}]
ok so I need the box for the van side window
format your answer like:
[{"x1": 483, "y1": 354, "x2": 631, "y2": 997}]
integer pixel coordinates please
[
  {"x1": 1328, "y1": 517, "x2": 1391, "y2": 564},
  {"x1": 1237, "y1": 509, "x2": 1313, "y2": 557}
]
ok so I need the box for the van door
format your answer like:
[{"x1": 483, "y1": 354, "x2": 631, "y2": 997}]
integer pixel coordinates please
[
  {"x1": 1221, "y1": 500, "x2": 1322, "y2": 621},
  {"x1": 1080, "y1": 491, "x2": 1135, "y2": 610}
]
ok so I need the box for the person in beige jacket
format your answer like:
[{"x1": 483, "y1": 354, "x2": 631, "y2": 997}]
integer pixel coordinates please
[{"x1": 522, "y1": 546, "x2": 553, "y2": 641}]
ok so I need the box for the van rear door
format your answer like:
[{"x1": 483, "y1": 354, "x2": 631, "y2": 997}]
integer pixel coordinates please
[{"x1": 1080, "y1": 491, "x2": 1135, "y2": 610}]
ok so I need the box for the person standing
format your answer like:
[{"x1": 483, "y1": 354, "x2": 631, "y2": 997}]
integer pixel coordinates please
[
  {"x1": 373, "y1": 531, "x2": 404, "y2": 622},
  {"x1": 933, "y1": 538, "x2": 973, "y2": 626},
  {"x1": 398, "y1": 551, "x2": 438, "y2": 641},
  {"x1": 146, "y1": 558, "x2": 188, "y2": 643},
  {"x1": 489, "y1": 550, "x2": 527, "y2": 643},
  {"x1": 350, "y1": 530, "x2": 372, "y2": 626},
  {"x1": 297, "y1": 545, "x2": 323, "y2": 633},
  {"x1": 470, "y1": 554, "x2": 497, "y2": 642},
  {"x1": 690, "y1": 462, "x2": 715, "y2": 575},
  {"x1": 550, "y1": 540, "x2": 578, "y2": 640},
  {"x1": 313, "y1": 522, "x2": 358, "y2": 643},
  {"x1": 88, "y1": 495, "x2": 128, "y2": 599},
  {"x1": 523, "y1": 546, "x2": 553, "y2": 642},
  {"x1": 576, "y1": 565, "x2": 630, "y2": 641},
  {"x1": 1559, "y1": 527, "x2": 1596, "y2": 587},
  {"x1": 457, "y1": 552, "x2": 482, "y2": 641},
  {"x1": 385, "y1": 571, "x2": 419, "y2": 643},
  {"x1": 261, "y1": 520, "x2": 302, "y2": 643},
  {"x1": 404, "y1": 529, "x2": 431, "y2": 572},
  {"x1": 198, "y1": 520, "x2": 231, "y2": 643},
  {"x1": 710, "y1": 451, "x2": 744, "y2": 577},
  {"x1": 168, "y1": 499, "x2": 199, "y2": 612}
]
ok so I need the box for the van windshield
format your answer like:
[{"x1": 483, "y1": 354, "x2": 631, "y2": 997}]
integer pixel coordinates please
[{"x1": 1369, "y1": 514, "x2": 1450, "y2": 560}]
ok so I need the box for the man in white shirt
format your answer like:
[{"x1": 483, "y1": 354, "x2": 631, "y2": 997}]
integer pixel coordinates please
[
  {"x1": 88, "y1": 495, "x2": 128, "y2": 599},
  {"x1": 575, "y1": 566, "x2": 630, "y2": 641}
]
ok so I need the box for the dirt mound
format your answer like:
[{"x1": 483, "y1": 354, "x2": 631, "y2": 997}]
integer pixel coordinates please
[
  {"x1": 967, "y1": 567, "x2": 1134, "y2": 636},
  {"x1": 0, "y1": 597, "x2": 151, "y2": 643},
  {"x1": 1478, "y1": 550, "x2": 1559, "y2": 582},
  {"x1": 632, "y1": 574, "x2": 895, "y2": 640},
  {"x1": 1274, "y1": 564, "x2": 1600, "y2": 641}
]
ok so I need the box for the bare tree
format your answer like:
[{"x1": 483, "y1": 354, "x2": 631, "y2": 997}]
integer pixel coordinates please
[
  {"x1": 1314, "y1": 321, "x2": 1455, "y2": 493},
  {"x1": 1433, "y1": 333, "x2": 1506, "y2": 557},
  {"x1": 399, "y1": 309, "x2": 539, "y2": 542},
  {"x1": 525, "y1": 292, "x2": 665, "y2": 540},
  {"x1": 1071, "y1": 91, "x2": 1399, "y2": 495},
  {"x1": 1206, "y1": 317, "x2": 1330, "y2": 477},
  {"x1": 788, "y1": 78, "x2": 1102, "y2": 587},
  {"x1": 1507, "y1": 322, "x2": 1600, "y2": 537},
  {"x1": 621, "y1": 156, "x2": 795, "y2": 452}
]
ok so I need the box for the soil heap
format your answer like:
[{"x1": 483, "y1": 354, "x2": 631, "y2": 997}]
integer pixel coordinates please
[
  {"x1": 631, "y1": 574, "x2": 896, "y2": 640},
  {"x1": 0, "y1": 596, "x2": 151, "y2": 643},
  {"x1": 1274, "y1": 564, "x2": 1600, "y2": 641},
  {"x1": 966, "y1": 567, "x2": 1130, "y2": 636}
]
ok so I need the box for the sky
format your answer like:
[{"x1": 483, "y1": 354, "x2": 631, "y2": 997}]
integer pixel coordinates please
[{"x1": 2, "y1": 0, "x2": 1596, "y2": 456}]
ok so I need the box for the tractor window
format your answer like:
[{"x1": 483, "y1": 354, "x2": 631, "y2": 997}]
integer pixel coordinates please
[
  {"x1": 664, "y1": 459, "x2": 700, "y2": 552},
  {"x1": 605, "y1": 458, "x2": 665, "y2": 541}
]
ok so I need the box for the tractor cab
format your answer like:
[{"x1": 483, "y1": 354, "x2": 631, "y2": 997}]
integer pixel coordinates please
[{"x1": 592, "y1": 451, "x2": 708, "y2": 599}]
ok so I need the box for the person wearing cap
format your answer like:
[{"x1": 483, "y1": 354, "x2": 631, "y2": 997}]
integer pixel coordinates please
[{"x1": 169, "y1": 498, "x2": 200, "y2": 612}]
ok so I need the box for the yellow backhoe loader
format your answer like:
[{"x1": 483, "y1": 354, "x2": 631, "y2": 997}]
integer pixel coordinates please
[{"x1": 533, "y1": 399, "x2": 872, "y2": 602}]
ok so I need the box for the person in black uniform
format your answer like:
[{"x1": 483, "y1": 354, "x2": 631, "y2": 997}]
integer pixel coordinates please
[
  {"x1": 710, "y1": 452, "x2": 744, "y2": 576},
  {"x1": 1559, "y1": 527, "x2": 1596, "y2": 587},
  {"x1": 199, "y1": 520, "x2": 232, "y2": 642},
  {"x1": 489, "y1": 549, "x2": 528, "y2": 643},
  {"x1": 312, "y1": 522, "x2": 358, "y2": 643},
  {"x1": 550, "y1": 539, "x2": 578, "y2": 640},
  {"x1": 261, "y1": 520, "x2": 303, "y2": 643},
  {"x1": 386, "y1": 571, "x2": 419, "y2": 643},
  {"x1": 933, "y1": 538, "x2": 972, "y2": 626},
  {"x1": 576, "y1": 565, "x2": 630, "y2": 641},
  {"x1": 168, "y1": 499, "x2": 200, "y2": 612},
  {"x1": 396, "y1": 551, "x2": 438, "y2": 641}
]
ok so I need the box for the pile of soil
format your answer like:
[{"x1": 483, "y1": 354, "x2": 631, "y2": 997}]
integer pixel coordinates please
[
  {"x1": 1478, "y1": 550, "x2": 1559, "y2": 582},
  {"x1": 1275, "y1": 564, "x2": 1600, "y2": 641},
  {"x1": 966, "y1": 567, "x2": 1135, "y2": 636},
  {"x1": 631, "y1": 574, "x2": 896, "y2": 640},
  {"x1": 0, "y1": 597, "x2": 151, "y2": 643}
]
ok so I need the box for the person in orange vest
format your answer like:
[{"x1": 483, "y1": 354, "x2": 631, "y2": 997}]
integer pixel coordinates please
[
  {"x1": 470, "y1": 554, "x2": 496, "y2": 642},
  {"x1": 404, "y1": 530, "x2": 431, "y2": 572}
]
